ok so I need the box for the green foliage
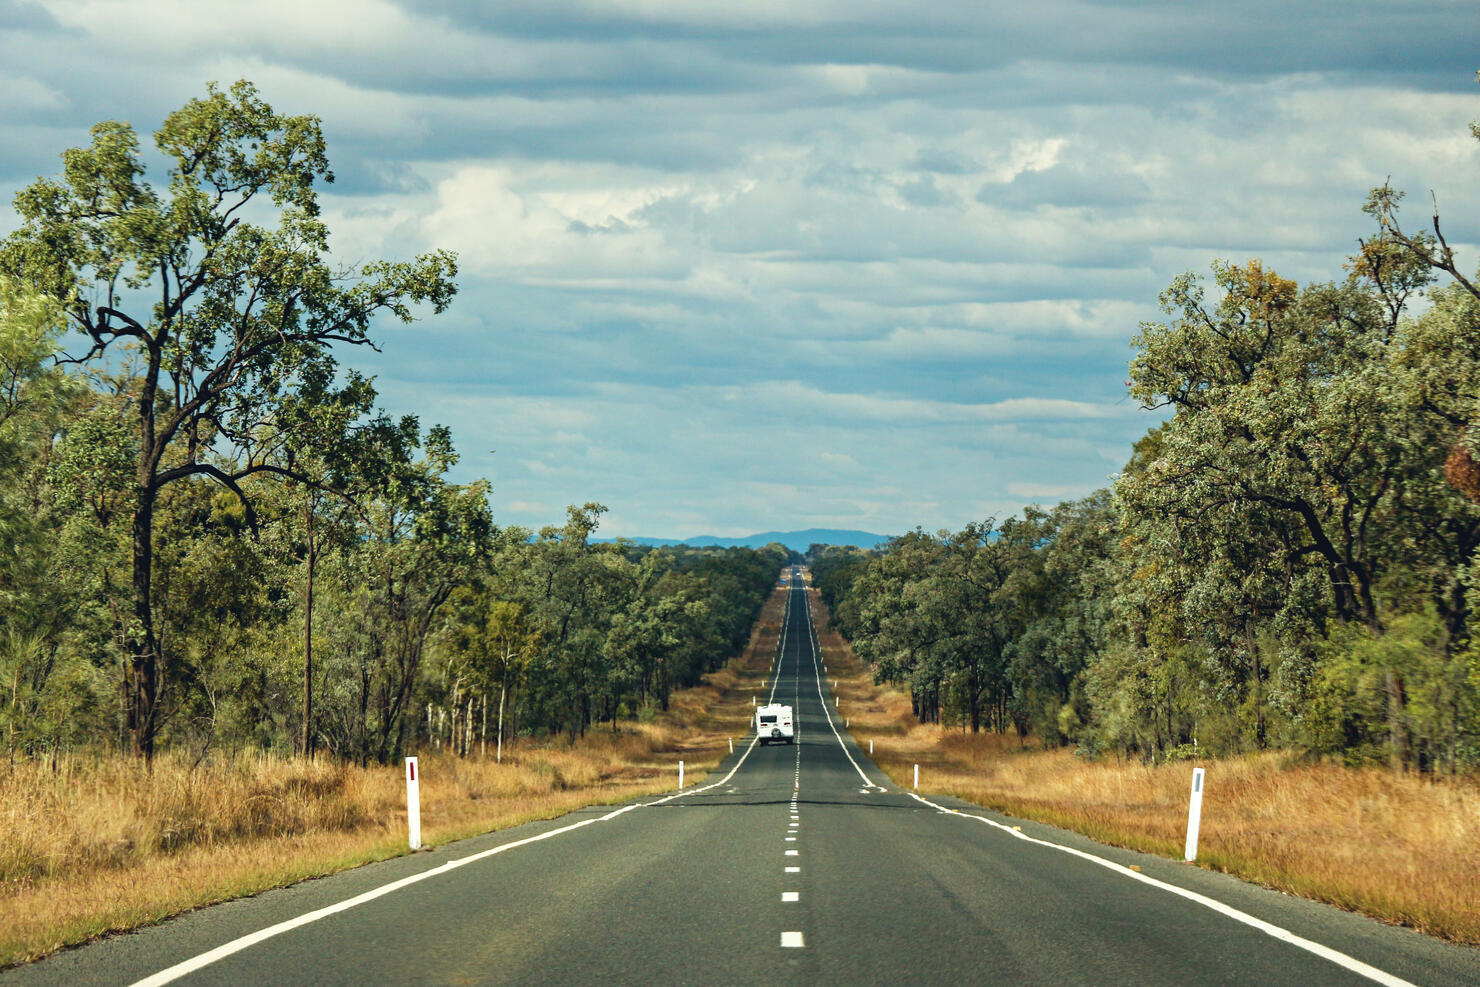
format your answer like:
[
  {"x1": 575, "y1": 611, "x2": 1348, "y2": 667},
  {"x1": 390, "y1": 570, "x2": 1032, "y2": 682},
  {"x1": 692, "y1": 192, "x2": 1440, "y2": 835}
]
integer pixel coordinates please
[
  {"x1": 828, "y1": 119, "x2": 1480, "y2": 769},
  {"x1": 468, "y1": 510, "x2": 784, "y2": 742},
  {"x1": 1303, "y1": 609, "x2": 1480, "y2": 770},
  {"x1": 809, "y1": 546, "x2": 873, "y2": 638},
  {"x1": 0, "y1": 277, "x2": 108, "y2": 754},
  {"x1": 1, "y1": 80, "x2": 460, "y2": 757}
]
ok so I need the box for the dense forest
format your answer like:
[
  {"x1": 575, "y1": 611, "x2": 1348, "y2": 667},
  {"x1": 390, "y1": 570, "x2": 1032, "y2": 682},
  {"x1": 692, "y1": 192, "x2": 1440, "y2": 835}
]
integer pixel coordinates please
[
  {"x1": 0, "y1": 82, "x2": 790, "y2": 763},
  {"x1": 813, "y1": 112, "x2": 1480, "y2": 772}
]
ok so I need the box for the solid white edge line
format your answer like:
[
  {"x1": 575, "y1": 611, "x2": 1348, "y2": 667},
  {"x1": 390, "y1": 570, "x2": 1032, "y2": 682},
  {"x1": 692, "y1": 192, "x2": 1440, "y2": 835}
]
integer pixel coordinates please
[
  {"x1": 645, "y1": 730, "x2": 761, "y2": 806},
  {"x1": 769, "y1": 583, "x2": 789, "y2": 705},
  {"x1": 129, "y1": 802, "x2": 642, "y2": 987},
  {"x1": 907, "y1": 792, "x2": 1416, "y2": 987},
  {"x1": 799, "y1": 588, "x2": 879, "y2": 790},
  {"x1": 773, "y1": 587, "x2": 787, "y2": 702},
  {"x1": 658, "y1": 579, "x2": 807, "y2": 807},
  {"x1": 134, "y1": 579, "x2": 796, "y2": 985},
  {"x1": 138, "y1": 734, "x2": 760, "y2": 986}
]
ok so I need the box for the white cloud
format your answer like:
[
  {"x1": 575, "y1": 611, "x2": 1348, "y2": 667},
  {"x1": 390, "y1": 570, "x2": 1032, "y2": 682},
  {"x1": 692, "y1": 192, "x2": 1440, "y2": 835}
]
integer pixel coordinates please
[
  {"x1": 733, "y1": 381, "x2": 1123, "y2": 424},
  {"x1": 0, "y1": 74, "x2": 66, "y2": 113},
  {"x1": 419, "y1": 164, "x2": 702, "y2": 281}
]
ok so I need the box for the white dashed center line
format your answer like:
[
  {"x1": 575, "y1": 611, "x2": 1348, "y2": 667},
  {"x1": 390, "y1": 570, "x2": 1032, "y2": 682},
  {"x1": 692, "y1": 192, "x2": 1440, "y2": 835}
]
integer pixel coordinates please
[{"x1": 776, "y1": 579, "x2": 813, "y2": 953}]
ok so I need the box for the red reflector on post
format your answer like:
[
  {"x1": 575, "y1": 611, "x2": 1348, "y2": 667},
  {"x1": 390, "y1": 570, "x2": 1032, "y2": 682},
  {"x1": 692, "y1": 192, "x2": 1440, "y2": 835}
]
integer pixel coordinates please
[{"x1": 409, "y1": 762, "x2": 416, "y2": 781}]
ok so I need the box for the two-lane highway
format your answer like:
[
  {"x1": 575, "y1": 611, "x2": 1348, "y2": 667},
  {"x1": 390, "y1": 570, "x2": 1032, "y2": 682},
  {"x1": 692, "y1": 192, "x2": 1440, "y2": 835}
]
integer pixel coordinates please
[{"x1": 12, "y1": 570, "x2": 1480, "y2": 985}]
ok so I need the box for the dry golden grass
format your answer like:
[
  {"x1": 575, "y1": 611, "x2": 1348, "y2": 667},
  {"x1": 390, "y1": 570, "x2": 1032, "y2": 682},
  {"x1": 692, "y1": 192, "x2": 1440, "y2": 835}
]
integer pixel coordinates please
[
  {"x1": 0, "y1": 584, "x2": 792, "y2": 968},
  {"x1": 810, "y1": 588, "x2": 1480, "y2": 945}
]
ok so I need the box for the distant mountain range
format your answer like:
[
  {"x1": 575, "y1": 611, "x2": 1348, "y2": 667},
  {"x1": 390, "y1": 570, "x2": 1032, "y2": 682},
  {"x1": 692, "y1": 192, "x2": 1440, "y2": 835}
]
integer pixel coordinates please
[{"x1": 606, "y1": 528, "x2": 894, "y2": 552}]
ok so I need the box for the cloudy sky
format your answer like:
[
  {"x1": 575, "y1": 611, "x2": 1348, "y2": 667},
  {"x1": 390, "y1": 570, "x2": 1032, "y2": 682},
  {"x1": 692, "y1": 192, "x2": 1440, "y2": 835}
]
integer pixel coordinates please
[{"x1": 2, "y1": 1, "x2": 1477, "y2": 538}]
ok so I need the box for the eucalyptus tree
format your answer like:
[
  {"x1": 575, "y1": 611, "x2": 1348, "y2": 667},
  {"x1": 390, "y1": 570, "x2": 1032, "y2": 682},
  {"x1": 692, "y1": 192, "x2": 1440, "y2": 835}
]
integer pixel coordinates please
[
  {"x1": 0, "y1": 278, "x2": 93, "y2": 753},
  {"x1": 1005, "y1": 493, "x2": 1118, "y2": 743},
  {"x1": 681, "y1": 546, "x2": 786, "y2": 659},
  {"x1": 809, "y1": 546, "x2": 871, "y2": 639},
  {"x1": 847, "y1": 524, "x2": 1026, "y2": 732},
  {"x1": 1123, "y1": 255, "x2": 1480, "y2": 764},
  {"x1": 0, "y1": 81, "x2": 457, "y2": 757},
  {"x1": 341, "y1": 431, "x2": 490, "y2": 764},
  {"x1": 518, "y1": 503, "x2": 636, "y2": 738},
  {"x1": 606, "y1": 557, "x2": 714, "y2": 715},
  {"x1": 256, "y1": 386, "x2": 434, "y2": 757},
  {"x1": 1386, "y1": 280, "x2": 1480, "y2": 646},
  {"x1": 472, "y1": 600, "x2": 542, "y2": 760},
  {"x1": 1362, "y1": 95, "x2": 1480, "y2": 604},
  {"x1": 1116, "y1": 419, "x2": 1330, "y2": 753},
  {"x1": 847, "y1": 530, "x2": 949, "y2": 724},
  {"x1": 1126, "y1": 260, "x2": 1415, "y2": 633},
  {"x1": 604, "y1": 554, "x2": 673, "y2": 715}
]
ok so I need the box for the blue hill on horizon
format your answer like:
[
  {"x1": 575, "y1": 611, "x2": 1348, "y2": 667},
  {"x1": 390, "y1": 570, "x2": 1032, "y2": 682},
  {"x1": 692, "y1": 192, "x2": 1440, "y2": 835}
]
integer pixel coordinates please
[{"x1": 604, "y1": 527, "x2": 893, "y2": 552}]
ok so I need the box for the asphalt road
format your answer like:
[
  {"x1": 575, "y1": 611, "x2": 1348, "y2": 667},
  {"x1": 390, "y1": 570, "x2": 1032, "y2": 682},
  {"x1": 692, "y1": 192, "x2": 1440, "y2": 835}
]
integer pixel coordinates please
[{"x1": 12, "y1": 571, "x2": 1480, "y2": 986}]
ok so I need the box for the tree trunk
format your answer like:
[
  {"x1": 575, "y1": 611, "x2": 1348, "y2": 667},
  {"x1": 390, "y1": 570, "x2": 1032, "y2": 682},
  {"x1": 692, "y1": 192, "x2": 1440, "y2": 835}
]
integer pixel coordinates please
[
  {"x1": 357, "y1": 657, "x2": 370, "y2": 767},
  {"x1": 511, "y1": 683, "x2": 519, "y2": 749},
  {"x1": 301, "y1": 501, "x2": 317, "y2": 759},
  {"x1": 127, "y1": 487, "x2": 160, "y2": 760},
  {"x1": 1246, "y1": 621, "x2": 1266, "y2": 749},
  {"x1": 968, "y1": 671, "x2": 981, "y2": 733},
  {"x1": 496, "y1": 682, "x2": 506, "y2": 763},
  {"x1": 1386, "y1": 670, "x2": 1409, "y2": 771}
]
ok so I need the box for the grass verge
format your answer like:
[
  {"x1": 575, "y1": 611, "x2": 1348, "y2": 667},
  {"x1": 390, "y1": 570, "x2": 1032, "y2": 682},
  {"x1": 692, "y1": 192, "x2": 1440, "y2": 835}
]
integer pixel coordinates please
[
  {"x1": 810, "y1": 587, "x2": 1480, "y2": 944},
  {"x1": 0, "y1": 584, "x2": 790, "y2": 968}
]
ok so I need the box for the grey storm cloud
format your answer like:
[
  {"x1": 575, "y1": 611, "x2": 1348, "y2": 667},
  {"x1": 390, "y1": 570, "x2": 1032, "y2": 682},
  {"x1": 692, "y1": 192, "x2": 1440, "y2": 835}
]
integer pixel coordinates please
[
  {"x1": 391, "y1": 0, "x2": 1476, "y2": 88},
  {"x1": 1, "y1": 0, "x2": 1478, "y2": 536},
  {"x1": 0, "y1": 0, "x2": 64, "y2": 30},
  {"x1": 912, "y1": 149, "x2": 979, "y2": 175}
]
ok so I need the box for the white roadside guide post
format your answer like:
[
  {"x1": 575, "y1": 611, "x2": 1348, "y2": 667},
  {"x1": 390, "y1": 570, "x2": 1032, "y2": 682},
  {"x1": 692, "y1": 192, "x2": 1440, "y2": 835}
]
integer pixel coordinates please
[
  {"x1": 913, "y1": 764, "x2": 919, "y2": 791},
  {"x1": 679, "y1": 760, "x2": 685, "y2": 790},
  {"x1": 1184, "y1": 767, "x2": 1206, "y2": 862},
  {"x1": 405, "y1": 757, "x2": 422, "y2": 851}
]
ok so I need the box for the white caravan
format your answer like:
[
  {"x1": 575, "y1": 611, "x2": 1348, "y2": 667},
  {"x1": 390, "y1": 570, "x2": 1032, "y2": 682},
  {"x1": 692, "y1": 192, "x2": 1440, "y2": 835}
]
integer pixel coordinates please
[{"x1": 756, "y1": 703, "x2": 795, "y2": 745}]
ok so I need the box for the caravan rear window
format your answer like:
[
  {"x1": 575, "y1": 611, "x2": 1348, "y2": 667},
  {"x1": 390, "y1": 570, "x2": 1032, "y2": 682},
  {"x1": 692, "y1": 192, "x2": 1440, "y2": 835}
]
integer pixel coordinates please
[{"x1": 759, "y1": 714, "x2": 777, "y2": 724}]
